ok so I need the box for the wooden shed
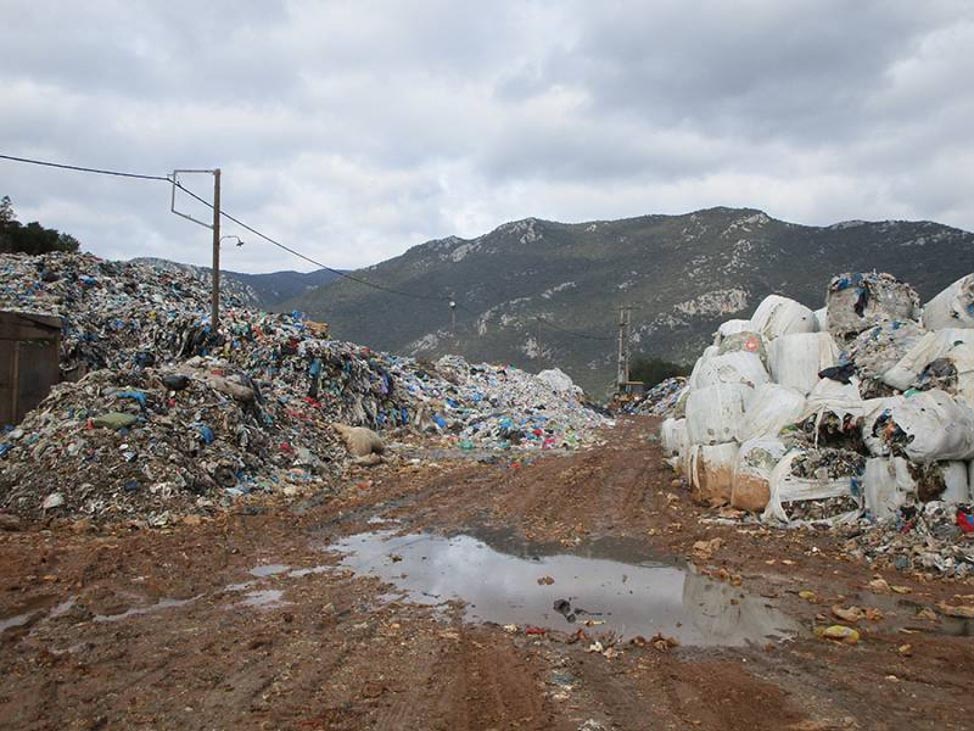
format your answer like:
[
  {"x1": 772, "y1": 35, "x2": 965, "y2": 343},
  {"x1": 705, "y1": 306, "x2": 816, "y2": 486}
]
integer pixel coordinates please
[{"x1": 0, "y1": 311, "x2": 62, "y2": 426}]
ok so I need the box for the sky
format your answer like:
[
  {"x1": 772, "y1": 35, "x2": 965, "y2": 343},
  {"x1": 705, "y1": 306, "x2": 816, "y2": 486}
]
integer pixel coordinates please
[{"x1": 1, "y1": 0, "x2": 972, "y2": 273}]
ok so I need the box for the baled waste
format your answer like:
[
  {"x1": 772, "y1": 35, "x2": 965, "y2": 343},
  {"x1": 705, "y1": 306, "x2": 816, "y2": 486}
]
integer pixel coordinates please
[
  {"x1": 0, "y1": 252, "x2": 607, "y2": 525},
  {"x1": 662, "y1": 270, "x2": 974, "y2": 576}
]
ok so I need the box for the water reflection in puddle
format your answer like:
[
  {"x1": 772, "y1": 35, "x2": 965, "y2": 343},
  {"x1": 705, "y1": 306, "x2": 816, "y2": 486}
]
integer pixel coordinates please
[
  {"x1": 241, "y1": 590, "x2": 286, "y2": 608},
  {"x1": 249, "y1": 564, "x2": 290, "y2": 578},
  {"x1": 332, "y1": 531, "x2": 802, "y2": 646},
  {"x1": 94, "y1": 596, "x2": 201, "y2": 623}
]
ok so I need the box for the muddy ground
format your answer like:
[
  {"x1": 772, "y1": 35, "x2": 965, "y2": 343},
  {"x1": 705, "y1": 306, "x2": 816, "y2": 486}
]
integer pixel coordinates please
[{"x1": 0, "y1": 416, "x2": 972, "y2": 730}]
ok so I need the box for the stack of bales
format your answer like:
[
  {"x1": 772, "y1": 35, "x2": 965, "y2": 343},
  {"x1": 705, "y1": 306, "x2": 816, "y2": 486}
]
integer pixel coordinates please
[{"x1": 661, "y1": 272, "x2": 974, "y2": 525}]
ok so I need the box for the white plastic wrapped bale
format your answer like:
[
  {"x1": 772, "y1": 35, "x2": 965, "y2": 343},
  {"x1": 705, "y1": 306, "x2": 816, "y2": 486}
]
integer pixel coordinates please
[
  {"x1": 795, "y1": 378, "x2": 865, "y2": 449},
  {"x1": 660, "y1": 417, "x2": 687, "y2": 457},
  {"x1": 750, "y1": 295, "x2": 817, "y2": 341},
  {"x1": 688, "y1": 345, "x2": 719, "y2": 386},
  {"x1": 687, "y1": 442, "x2": 738, "y2": 506},
  {"x1": 731, "y1": 438, "x2": 788, "y2": 512},
  {"x1": 883, "y1": 329, "x2": 974, "y2": 391},
  {"x1": 922, "y1": 274, "x2": 974, "y2": 330},
  {"x1": 685, "y1": 384, "x2": 752, "y2": 445},
  {"x1": 907, "y1": 462, "x2": 970, "y2": 503},
  {"x1": 762, "y1": 448, "x2": 864, "y2": 525},
  {"x1": 714, "y1": 319, "x2": 752, "y2": 345},
  {"x1": 768, "y1": 332, "x2": 841, "y2": 395},
  {"x1": 825, "y1": 272, "x2": 920, "y2": 338},
  {"x1": 814, "y1": 307, "x2": 828, "y2": 333},
  {"x1": 739, "y1": 383, "x2": 805, "y2": 443},
  {"x1": 717, "y1": 331, "x2": 767, "y2": 365},
  {"x1": 536, "y1": 368, "x2": 582, "y2": 397},
  {"x1": 871, "y1": 389, "x2": 974, "y2": 462},
  {"x1": 689, "y1": 351, "x2": 770, "y2": 390},
  {"x1": 912, "y1": 343, "x2": 974, "y2": 407},
  {"x1": 845, "y1": 320, "x2": 926, "y2": 382},
  {"x1": 863, "y1": 457, "x2": 915, "y2": 520}
]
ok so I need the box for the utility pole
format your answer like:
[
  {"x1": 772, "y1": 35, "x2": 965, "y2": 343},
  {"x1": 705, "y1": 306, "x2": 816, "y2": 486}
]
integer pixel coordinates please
[
  {"x1": 617, "y1": 305, "x2": 632, "y2": 389},
  {"x1": 211, "y1": 168, "x2": 221, "y2": 330},
  {"x1": 536, "y1": 316, "x2": 542, "y2": 352},
  {"x1": 449, "y1": 294, "x2": 457, "y2": 334},
  {"x1": 170, "y1": 167, "x2": 223, "y2": 330}
]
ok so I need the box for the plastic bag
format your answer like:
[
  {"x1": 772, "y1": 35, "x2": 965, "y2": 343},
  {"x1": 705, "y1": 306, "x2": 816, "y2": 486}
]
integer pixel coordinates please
[
  {"x1": 732, "y1": 437, "x2": 788, "y2": 511},
  {"x1": 845, "y1": 320, "x2": 926, "y2": 381},
  {"x1": 685, "y1": 384, "x2": 753, "y2": 445},
  {"x1": 740, "y1": 383, "x2": 806, "y2": 442},
  {"x1": 750, "y1": 295, "x2": 817, "y2": 341},
  {"x1": 860, "y1": 396, "x2": 905, "y2": 457},
  {"x1": 922, "y1": 274, "x2": 974, "y2": 330},
  {"x1": 768, "y1": 333, "x2": 841, "y2": 395}
]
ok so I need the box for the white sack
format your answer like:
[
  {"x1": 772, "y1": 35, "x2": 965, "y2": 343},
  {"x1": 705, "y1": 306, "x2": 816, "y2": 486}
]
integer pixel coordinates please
[
  {"x1": 686, "y1": 384, "x2": 752, "y2": 445},
  {"x1": 714, "y1": 319, "x2": 751, "y2": 345},
  {"x1": 660, "y1": 418, "x2": 687, "y2": 457},
  {"x1": 883, "y1": 329, "x2": 974, "y2": 390},
  {"x1": 942, "y1": 462, "x2": 971, "y2": 504},
  {"x1": 803, "y1": 377, "x2": 863, "y2": 420},
  {"x1": 732, "y1": 437, "x2": 788, "y2": 512},
  {"x1": 740, "y1": 383, "x2": 806, "y2": 442},
  {"x1": 814, "y1": 307, "x2": 828, "y2": 333},
  {"x1": 768, "y1": 332, "x2": 841, "y2": 395},
  {"x1": 717, "y1": 331, "x2": 768, "y2": 364},
  {"x1": 922, "y1": 274, "x2": 974, "y2": 330},
  {"x1": 750, "y1": 295, "x2": 817, "y2": 341},
  {"x1": 688, "y1": 442, "x2": 738, "y2": 505},
  {"x1": 689, "y1": 351, "x2": 770, "y2": 390},
  {"x1": 876, "y1": 389, "x2": 974, "y2": 462},
  {"x1": 762, "y1": 450, "x2": 861, "y2": 525},
  {"x1": 688, "y1": 345, "x2": 720, "y2": 386},
  {"x1": 863, "y1": 457, "x2": 915, "y2": 520}
]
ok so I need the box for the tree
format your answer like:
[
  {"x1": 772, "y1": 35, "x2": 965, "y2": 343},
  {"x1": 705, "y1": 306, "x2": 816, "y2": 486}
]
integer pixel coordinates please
[
  {"x1": 629, "y1": 356, "x2": 689, "y2": 387},
  {"x1": 0, "y1": 195, "x2": 81, "y2": 254}
]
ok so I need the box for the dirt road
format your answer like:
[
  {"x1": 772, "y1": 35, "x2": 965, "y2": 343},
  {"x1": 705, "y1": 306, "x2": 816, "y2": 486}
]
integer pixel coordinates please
[{"x1": 1, "y1": 417, "x2": 972, "y2": 730}]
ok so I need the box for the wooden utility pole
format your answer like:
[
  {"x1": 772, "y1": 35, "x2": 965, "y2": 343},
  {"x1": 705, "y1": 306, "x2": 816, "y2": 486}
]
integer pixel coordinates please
[
  {"x1": 449, "y1": 295, "x2": 457, "y2": 334},
  {"x1": 616, "y1": 305, "x2": 632, "y2": 389},
  {"x1": 211, "y1": 168, "x2": 221, "y2": 330}
]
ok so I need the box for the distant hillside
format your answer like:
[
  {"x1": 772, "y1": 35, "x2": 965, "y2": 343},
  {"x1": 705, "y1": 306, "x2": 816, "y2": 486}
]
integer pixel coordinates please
[
  {"x1": 284, "y1": 207, "x2": 974, "y2": 395},
  {"x1": 130, "y1": 258, "x2": 342, "y2": 308}
]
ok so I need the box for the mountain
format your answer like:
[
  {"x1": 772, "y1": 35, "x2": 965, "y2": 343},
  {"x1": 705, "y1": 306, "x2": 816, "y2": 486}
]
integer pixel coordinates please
[
  {"x1": 225, "y1": 268, "x2": 343, "y2": 307},
  {"x1": 285, "y1": 207, "x2": 974, "y2": 395},
  {"x1": 130, "y1": 258, "x2": 343, "y2": 308}
]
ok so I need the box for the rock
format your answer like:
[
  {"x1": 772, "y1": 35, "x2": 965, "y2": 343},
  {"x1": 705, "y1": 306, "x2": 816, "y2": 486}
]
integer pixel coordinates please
[{"x1": 42, "y1": 493, "x2": 65, "y2": 510}]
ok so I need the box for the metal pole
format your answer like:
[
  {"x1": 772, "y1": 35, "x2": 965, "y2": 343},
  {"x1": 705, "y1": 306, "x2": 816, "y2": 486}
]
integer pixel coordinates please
[
  {"x1": 617, "y1": 306, "x2": 625, "y2": 388},
  {"x1": 211, "y1": 168, "x2": 221, "y2": 330}
]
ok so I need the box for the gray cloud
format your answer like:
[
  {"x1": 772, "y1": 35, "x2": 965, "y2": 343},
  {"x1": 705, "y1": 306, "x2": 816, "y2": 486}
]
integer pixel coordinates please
[{"x1": 1, "y1": 1, "x2": 972, "y2": 273}]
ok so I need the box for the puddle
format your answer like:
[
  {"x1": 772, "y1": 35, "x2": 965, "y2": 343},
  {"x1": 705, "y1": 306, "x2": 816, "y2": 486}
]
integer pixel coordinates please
[
  {"x1": 241, "y1": 590, "x2": 287, "y2": 608},
  {"x1": 93, "y1": 596, "x2": 201, "y2": 623},
  {"x1": 331, "y1": 531, "x2": 802, "y2": 646},
  {"x1": 288, "y1": 566, "x2": 333, "y2": 578},
  {"x1": 249, "y1": 564, "x2": 290, "y2": 577}
]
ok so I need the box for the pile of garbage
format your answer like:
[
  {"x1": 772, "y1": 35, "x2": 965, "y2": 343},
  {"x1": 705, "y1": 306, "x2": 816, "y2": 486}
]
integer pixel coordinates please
[
  {"x1": 624, "y1": 377, "x2": 688, "y2": 416},
  {"x1": 0, "y1": 252, "x2": 607, "y2": 524},
  {"x1": 660, "y1": 272, "x2": 974, "y2": 574}
]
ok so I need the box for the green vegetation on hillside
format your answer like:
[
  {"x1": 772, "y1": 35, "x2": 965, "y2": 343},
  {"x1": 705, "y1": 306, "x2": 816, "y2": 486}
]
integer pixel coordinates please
[{"x1": 0, "y1": 195, "x2": 80, "y2": 255}]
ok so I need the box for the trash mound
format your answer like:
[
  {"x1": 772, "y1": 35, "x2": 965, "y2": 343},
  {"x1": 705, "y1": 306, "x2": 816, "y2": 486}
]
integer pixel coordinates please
[
  {"x1": 0, "y1": 364, "x2": 345, "y2": 525},
  {"x1": 625, "y1": 377, "x2": 688, "y2": 417},
  {"x1": 848, "y1": 502, "x2": 974, "y2": 578},
  {"x1": 662, "y1": 270, "x2": 974, "y2": 574},
  {"x1": 0, "y1": 252, "x2": 609, "y2": 524}
]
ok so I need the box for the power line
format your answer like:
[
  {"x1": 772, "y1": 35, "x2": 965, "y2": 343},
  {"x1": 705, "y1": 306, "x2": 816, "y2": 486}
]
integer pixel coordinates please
[
  {"x1": 0, "y1": 152, "x2": 621, "y2": 342},
  {"x1": 0, "y1": 153, "x2": 169, "y2": 182}
]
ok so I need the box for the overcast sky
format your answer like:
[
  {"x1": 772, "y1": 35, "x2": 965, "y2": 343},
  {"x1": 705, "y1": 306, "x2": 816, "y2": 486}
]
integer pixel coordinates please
[{"x1": 2, "y1": 0, "x2": 972, "y2": 273}]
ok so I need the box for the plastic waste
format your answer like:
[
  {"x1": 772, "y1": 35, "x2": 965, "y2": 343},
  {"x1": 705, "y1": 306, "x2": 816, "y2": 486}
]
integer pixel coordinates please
[
  {"x1": 749, "y1": 295, "x2": 817, "y2": 341},
  {"x1": 922, "y1": 274, "x2": 974, "y2": 330},
  {"x1": 768, "y1": 333, "x2": 841, "y2": 395},
  {"x1": 686, "y1": 384, "x2": 753, "y2": 445}
]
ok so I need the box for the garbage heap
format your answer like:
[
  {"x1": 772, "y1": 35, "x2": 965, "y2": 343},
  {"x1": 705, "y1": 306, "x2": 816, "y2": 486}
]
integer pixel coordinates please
[
  {"x1": 0, "y1": 252, "x2": 607, "y2": 525},
  {"x1": 625, "y1": 377, "x2": 688, "y2": 416},
  {"x1": 660, "y1": 272, "x2": 974, "y2": 576}
]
